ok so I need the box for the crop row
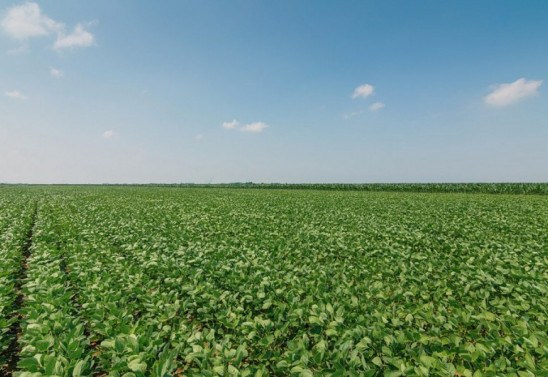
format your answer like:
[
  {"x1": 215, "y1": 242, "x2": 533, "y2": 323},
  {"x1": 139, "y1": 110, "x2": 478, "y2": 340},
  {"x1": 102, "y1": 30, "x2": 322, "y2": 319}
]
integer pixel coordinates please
[
  {"x1": 0, "y1": 197, "x2": 35, "y2": 370},
  {"x1": 15, "y1": 201, "x2": 92, "y2": 376}
]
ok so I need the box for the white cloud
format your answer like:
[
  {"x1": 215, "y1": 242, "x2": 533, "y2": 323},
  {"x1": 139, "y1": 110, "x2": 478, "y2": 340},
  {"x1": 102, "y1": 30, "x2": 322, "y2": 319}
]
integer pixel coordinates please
[
  {"x1": 240, "y1": 122, "x2": 269, "y2": 133},
  {"x1": 484, "y1": 78, "x2": 542, "y2": 107},
  {"x1": 53, "y1": 23, "x2": 95, "y2": 50},
  {"x1": 222, "y1": 119, "x2": 269, "y2": 133},
  {"x1": 370, "y1": 102, "x2": 385, "y2": 111},
  {"x1": 352, "y1": 83, "x2": 375, "y2": 99},
  {"x1": 1, "y1": 2, "x2": 62, "y2": 39},
  {"x1": 50, "y1": 67, "x2": 63, "y2": 78},
  {"x1": 1, "y1": 3, "x2": 95, "y2": 51},
  {"x1": 222, "y1": 119, "x2": 239, "y2": 129},
  {"x1": 195, "y1": 133, "x2": 204, "y2": 141},
  {"x1": 5, "y1": 90, "x2": 27, "y2": 100},
  {"x1": 102, "y1": 130, "x2": 116, "y2": 139}
]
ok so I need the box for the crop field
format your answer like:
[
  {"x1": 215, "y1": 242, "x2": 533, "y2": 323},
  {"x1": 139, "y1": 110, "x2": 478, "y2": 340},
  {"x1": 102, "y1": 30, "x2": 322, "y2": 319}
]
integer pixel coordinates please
[{"x1": 0, "y1": 185, "x2": 546, "y2": 377}]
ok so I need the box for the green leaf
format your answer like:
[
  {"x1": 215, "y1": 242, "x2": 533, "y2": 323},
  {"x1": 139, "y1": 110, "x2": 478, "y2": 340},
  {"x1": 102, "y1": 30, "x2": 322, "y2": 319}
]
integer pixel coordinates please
[
  {"x1": 420, "y1": 355, "x2": 436, "y2": 368},
  {"x1": 128, "y1": 359, "x2": 147, "y2": 373},
  {"x1": 72, "y1": 360, "x2": 86, "y2": 377}
]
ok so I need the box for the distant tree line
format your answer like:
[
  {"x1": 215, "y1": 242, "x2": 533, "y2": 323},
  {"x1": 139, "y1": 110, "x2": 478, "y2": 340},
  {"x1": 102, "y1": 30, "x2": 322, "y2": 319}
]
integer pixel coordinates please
[{"x1": 1, "y1": 183, "x2": 546, "y2": 194}]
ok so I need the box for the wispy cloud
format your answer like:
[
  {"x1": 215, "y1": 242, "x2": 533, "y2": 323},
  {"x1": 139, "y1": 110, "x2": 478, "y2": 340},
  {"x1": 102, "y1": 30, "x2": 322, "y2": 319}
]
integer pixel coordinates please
[
  {"x1": 1, "y1": 2, "x2": 95, "y2": 51},
  {"x1": 102, "y1": 130, "x2": 116, "y2": 139},
  {"x1": 343, "y1": 110, "x2": 363, "y2": 119},
  {"x1": 53, "y1": 23, "x2": 95, "y2": 50},
  {"x1": 240, "y1": 122, "x2": 269, "y2": 133},
  {"x1": 222, "y1": 119, "x2": 239, "y2": 129},
  {"x1": 370, "y1": 102, "x2": 385, "y2": 111},
  {"x1": 352, "y1": 83, "x2": 375, "y2": 99},
  {"x1": 50, "y1": 67, "x2": 63, "y2": 78},
  {"x1": 4, "y1": 90, "x2": 27, "y2": 100},
  {"x1": 484, "y1": 78, "x2": 542, "y2": 107},
  {"x1": 195, "y1": 133, "x2": 204, "y2": 141},
  {"x1": 222, "y1": 119, "x2": 269, "y2": 133},
  {"x1": 6, "y1": 44, "x2": 29, "y2": 55}
]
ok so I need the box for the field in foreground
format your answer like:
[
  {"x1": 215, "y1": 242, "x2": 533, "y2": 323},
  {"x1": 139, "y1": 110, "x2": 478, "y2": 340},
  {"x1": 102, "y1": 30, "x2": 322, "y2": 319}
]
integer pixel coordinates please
[{"x1": 0, "y1": 186, "x2": 546, "y2": 376}]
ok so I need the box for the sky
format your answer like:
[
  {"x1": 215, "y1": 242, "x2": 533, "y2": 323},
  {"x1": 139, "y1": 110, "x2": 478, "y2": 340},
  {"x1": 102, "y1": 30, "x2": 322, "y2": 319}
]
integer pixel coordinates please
[{"x1": 1, "y1": 1, "x2": 547, "y2": 184}]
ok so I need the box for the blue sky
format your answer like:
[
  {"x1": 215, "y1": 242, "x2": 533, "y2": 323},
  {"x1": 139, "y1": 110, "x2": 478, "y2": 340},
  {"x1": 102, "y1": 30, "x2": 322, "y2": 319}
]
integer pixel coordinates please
[{"x1": 1, "y1": 1, "x2": 547, "y2": 183}]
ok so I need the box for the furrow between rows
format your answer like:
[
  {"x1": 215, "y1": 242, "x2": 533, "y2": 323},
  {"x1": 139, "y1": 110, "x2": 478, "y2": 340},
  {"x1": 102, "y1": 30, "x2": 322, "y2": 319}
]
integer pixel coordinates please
[
  {"x1": 14, "y1": 202, "x2": 94, "y2": 376},
  {"x1": 0, "y1": 202, "x2": 36, "y2": 375}
]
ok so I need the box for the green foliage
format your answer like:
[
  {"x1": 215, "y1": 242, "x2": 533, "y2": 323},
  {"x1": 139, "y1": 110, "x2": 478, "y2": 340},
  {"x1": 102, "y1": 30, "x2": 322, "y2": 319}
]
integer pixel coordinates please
[
  {"x1": 0, "y1": 186, "x2": 546, "y2": 375},
  {"x1": 0, "y1": 197, "x2": 34, "y2": 367},
  {"x1": 14, "y1": 204, "x2": 93, "y2": 376}
]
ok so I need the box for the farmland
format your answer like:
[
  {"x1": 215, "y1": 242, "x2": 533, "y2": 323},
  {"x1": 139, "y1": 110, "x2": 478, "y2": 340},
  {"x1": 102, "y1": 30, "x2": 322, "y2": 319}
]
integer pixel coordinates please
[{"x1": 0, "y1": 185, "x2": 546, "y2": 376}]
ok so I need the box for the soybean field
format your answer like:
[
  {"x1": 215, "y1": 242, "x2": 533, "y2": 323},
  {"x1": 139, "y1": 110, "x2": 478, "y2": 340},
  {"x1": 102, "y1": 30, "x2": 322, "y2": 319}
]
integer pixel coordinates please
[{"x1": 0, "y1": 185, "x2": 546, "y2": 377}]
